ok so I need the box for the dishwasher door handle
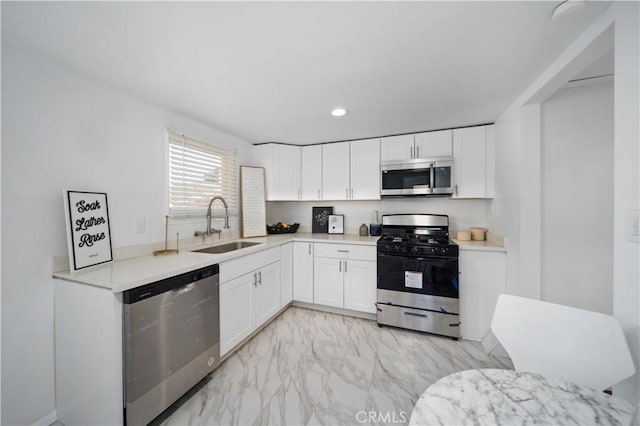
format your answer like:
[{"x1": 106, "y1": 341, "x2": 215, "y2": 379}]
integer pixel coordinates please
[{"x1": 171, "y1": 283, "x2": 195, "y2": 295}]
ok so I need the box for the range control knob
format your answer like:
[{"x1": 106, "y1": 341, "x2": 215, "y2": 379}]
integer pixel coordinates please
[
  {"x1": 411, "y1": 246, "x2": 421, "y2": 254},
  {"x1": 439, "y1": 248, "x2": 448, "y2": 255}
]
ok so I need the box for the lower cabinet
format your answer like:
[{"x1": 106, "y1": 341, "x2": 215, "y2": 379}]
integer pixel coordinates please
[
  {"x1": 459, "y1": 250, "x2": 506, "y2": 340},
  {"x1": 343, "y1": 259, "x2": 377, "y2": 313},
  {"x1": 280, "y1": 243, "x2": 293, "y2": 307},
  {"x1": 220, "y1": 261, "x2": 280, "y2": 356},
  {"x1": 293, "y1": 242, "x2": 314, "y2": 303},
  {"x1": 313, "y1": 243, "x2": 377, "y2": 313}
]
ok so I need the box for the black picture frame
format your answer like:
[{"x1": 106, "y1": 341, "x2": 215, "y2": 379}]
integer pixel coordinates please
[{"x1": 312, "y1": 206, "x2": 333, "y2": 233}]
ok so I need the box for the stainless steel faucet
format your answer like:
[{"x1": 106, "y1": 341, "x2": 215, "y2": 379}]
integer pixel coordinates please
[{"x1": 194, "y1": 196, "x2": 230, "y2": 240}]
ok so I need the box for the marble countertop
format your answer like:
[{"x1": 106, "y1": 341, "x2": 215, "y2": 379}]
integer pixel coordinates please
[
  {"x1": 452, "y1": 238, "x2": 507, "y2": 252},
  {"x1": 409, "y1": 368, "x2": 636, "y2": 426},
  {"x1": 52, "y1": 232, "x2": 378, "y2": 293}
]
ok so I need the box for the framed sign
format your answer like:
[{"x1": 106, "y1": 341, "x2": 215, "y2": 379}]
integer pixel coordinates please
[
  {"x1": 312, "y1": 206, "x2": 333, "y2": 233},
  {"x1": 63, "y1": 190, "x2": 113, "y2": 272},
  {"x1": 328, "y1": 214, "x2": 344, "y2": 234},
  {"x1": 240, "y1": 166, "x2": 267, "y2": 238}
]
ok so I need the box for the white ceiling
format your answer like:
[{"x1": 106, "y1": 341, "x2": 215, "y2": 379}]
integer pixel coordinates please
[{"x1": 2, "y1": 1, "x2": 610, "y2": 145}]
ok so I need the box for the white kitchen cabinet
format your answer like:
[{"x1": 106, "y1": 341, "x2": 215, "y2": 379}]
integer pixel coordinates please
[
  {"x1": 220, "y1": 260, "x2": 280, "y2": 355},
  {"x1": 414, "y1": 130, "x2": 453, "y2": 158},
  {"x1": 313, "y1": 243, "x2": 376, "y2": 313},
  {"x1": 350, "y1": 138, "x2": 380, "y2": 200},
  {"x1": 459, "y1": 250, "x2": 506, "y2": 340},
  {"x1": 220, "y1": 272, "x2": 255, "y2": 355},
  {"x1": 322, "y1": 142, "x2": 351, "y2": 200},
  {"x1": 381, "y1": 134, "x2": 414, "y2": 162},
  {"x1": 343, "y1": 259, "x2": 377, "y2": 313},
  {"x1": 254, "y1": 261, "x2": 281, "y2": 326},
  {"x1": 452, "y1": 125, "x2": 495, "y2": 199},
  {"x1": 293, "y1": 242, "x2": 314, "y2": 303},
  {"x1": 313, "y1": 256, "x2": 344, "y2": 308},
  {"x1": 381, "y1": 130, "x2": 452, "y2": 162},
  {"x1": 252, "y1": 143, "x2": 301, "y2": 200},
  {"x1": 301, "y1": 145, "x2": 322, "y2": 200},
  {"x1": 280, "y1": 243, "x2": 293, "y2": 307}
]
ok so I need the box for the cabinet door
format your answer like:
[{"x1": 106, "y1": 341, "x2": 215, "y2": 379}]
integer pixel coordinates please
[
  {"x1": 254, "y1": 262, "x2": 281, "y2": 327},
  {"x1": 380, "y1": 134, "x2": 414, "y2": 162},
  {"x1": 252, "y1": 144, "x2": 276, "y2": 200},
  {"x1": 343, "y1": 259, "x2": 377, "y2": 313},
  {"x1": 350, "y1": 138, "x2": 380, "y2": 200},
  {"x1": 293, "y1": 242, "x2": 314, "y2": 303},
  {"x1": 273, "y1": 144, "x2": 301, "y2": 200},
  {"x1": 459, "y1": 251, "x2": 506, "y2": 340},
  {"x1": 313, "y1": 257, "x2": 344, "y2": 308},
  {"x1": 301, "y1": 145, "x2": 322, "y2": 200},
  {"x1": 414, "y1": 130, "x2": 453, "y2": 158},
  {"x1": 220, "y1": 273, "x2": 255, "y2": 356},
  {"x1": 452, "y1": 126, "x2": 487, "y2": 198},
  {"x1": 322, "y1": 142, "x2": 350, "y2": 200},
  {"x1": 280, "y1": 243, "x2": 293, "y2": 307}
]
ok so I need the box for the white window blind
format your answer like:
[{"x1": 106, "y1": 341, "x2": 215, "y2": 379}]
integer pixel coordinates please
[{"x1": 168, "y1": 131, "x2": 238, "y2": 216}]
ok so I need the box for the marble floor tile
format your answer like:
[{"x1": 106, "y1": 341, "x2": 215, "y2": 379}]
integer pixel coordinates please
[{"x1": 162, "y1": 306, "x2": 512, "y2": 426}]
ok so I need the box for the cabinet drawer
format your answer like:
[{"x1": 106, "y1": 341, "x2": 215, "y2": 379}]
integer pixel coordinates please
[
  {"x1": 220, "y1": 246, "x2": 280, "y2": 283},
  {"x1": 313, "y1": 243, "x2": 376, "y2": 261}
]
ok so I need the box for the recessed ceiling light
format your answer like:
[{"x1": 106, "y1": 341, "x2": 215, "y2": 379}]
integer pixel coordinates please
[
  {"x1": 331, "y1": 108, "x2": 347, "y2": 117},
  {"x1": 551, "y1": 0, "x2": 585, "y2": 21}
]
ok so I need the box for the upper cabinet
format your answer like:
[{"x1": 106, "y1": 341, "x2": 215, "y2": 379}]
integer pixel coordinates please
[
  {"x1": 322, "y1": 138, "x2": 381, "y2": 201},
  {"x1": 350, "y1": 138, "x2": 380, "y2": 200},
  {"x1": 452, "y1": 125, "x2": 495, "y2": 199},
  {"x1": 381, "y1": 130, "x2": 452, "y2": 162},
  {"x1": 322, "y1": 142, "x2": 351, "y2": 200},
  {"x1": 414, "y1": 130, "x2": 453, "y2": 158},
  {"x1": 301, "y1": 145, "x2": 322, "y2": 201},
  {"x1": 253, "y1": 144, "x2": 301, "y2": 201}
]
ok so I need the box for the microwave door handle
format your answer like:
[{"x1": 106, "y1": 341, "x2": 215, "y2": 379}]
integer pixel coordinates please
[{"x1": 429, "y1": 163, "x2": 435, "y2": 194}]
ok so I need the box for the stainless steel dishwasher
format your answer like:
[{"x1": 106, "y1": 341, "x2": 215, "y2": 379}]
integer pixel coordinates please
[{"x1": 123, "y1": 264, "x2": 220, "y2": 426}]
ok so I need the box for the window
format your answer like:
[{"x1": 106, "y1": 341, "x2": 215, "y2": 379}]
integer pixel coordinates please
[{"x1": 168, "y1": 131, "x2": 238, "y2": 216}]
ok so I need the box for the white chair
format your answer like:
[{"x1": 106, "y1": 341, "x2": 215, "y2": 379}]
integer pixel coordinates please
[{"x1": 491, "y1": 294, "x2": 636, "y2": 391}]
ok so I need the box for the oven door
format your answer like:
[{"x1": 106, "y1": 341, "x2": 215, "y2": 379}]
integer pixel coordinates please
[
  {"x1": 381, "y1": 162, "x2": 431, "y2": 195},
  {"x1": 431, "y1": 159, "x2": 453, "y2": 195},
  {"x1": 377, "y1": 252, "x2": 459, "y2": 299}
]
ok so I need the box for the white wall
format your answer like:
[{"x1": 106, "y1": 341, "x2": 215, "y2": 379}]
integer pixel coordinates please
[
  {"x1": 488, "y1": 2, "x2": 639, "y2": 402},
  {"x1": 266, "y1": 198, "x2": 489, "y2": 235},
  {"x1": 541, "y1": 82, "x2": 614, "y2": 314},
  {"x1": 1, "y1": 48, "x2": 253, "y2": 425}
]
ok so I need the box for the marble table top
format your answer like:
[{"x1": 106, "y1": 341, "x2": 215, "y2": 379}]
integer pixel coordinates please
[{"x1": 409, "y1": 369, "x2": 636, "y2": 426}]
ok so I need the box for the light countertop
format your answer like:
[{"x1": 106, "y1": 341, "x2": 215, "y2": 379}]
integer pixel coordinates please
[
  {"x1": 53, "y1": 232, "x2": 378, "y2": 293},
  {"x1": 452, "y1": 238, "x2": 507, "y2": 252}
]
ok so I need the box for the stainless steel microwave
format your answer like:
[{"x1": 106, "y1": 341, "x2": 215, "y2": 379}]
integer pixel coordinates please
[{"x1": 380, "y1": 157, "x2": 453, "y2": 196}]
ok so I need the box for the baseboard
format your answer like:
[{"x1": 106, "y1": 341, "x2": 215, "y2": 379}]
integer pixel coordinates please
[
  {"x1": 291, "y1": 301, "x2": 377, "y2": 321},
  {"x1": 32, "y1": 409, "x2": 57, "y2": 426}
]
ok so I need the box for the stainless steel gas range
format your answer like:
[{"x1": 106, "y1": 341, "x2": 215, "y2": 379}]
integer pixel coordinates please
[{"x1": 376, "y1": 214, "x2": 460, "y2": 339}]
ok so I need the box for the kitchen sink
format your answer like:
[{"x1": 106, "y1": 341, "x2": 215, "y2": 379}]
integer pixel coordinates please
[{"x1": 194, "y1": 241, "x2": 262, "y2": 254}]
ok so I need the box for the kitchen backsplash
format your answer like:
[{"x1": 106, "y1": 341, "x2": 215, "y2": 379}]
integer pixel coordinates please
[{"x1": 266, "y1": 198, "x2": 490, "y2": 235}]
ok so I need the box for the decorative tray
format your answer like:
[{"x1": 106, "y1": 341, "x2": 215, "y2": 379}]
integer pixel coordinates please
[{"x1": 266, "y1": 223, "x2": 299, "y2": 234}]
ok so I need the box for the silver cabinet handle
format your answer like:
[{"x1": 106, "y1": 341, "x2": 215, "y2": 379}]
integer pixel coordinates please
[
  {"x1": 258, "y1": 270, "x2": 262, "y2": 285},
  {"x1": 253, "y1": 273, "x2": 257, "y2": 287},
  {"x1": 344, "y1": 260, "x2": 347, "y2": 272},
  {"x1": 337, "y1": 250, "x2": 349, "y2": 253},
  {"x1": 346, "y1": 188, "x2": 349, "y2": 198},
  {"x1": 350, "y1": 188, "x2": 354, "y2": 198},
  {"x1": 454, "y1": 184, "x2": 458, "y2": 196},
  {"x1": 429, "y1": 163, "x2": 435, "y2": 194},
  {"x1": 298, "y1": 189, "x2": 301, "y2": 200},
  {"x1": 339, "y1": 260, "x2": 342, "y2": 272},
  {"x1": 410, "y1": 146, "x2": 414, "y2": 158},
  {"x1": 404, "y1": 311, "x2": 427, "y2": 318},
  {"x1": 308, "y1": 243, "x2": 312, "y2": 255},
  {"x1": 318, "y1": 189, "x2": 321, "y2": 199},
  {"x1": 417, "y1": 146, "x2": 420, "y2": 158}
]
